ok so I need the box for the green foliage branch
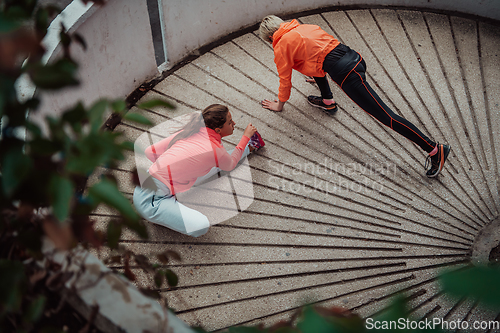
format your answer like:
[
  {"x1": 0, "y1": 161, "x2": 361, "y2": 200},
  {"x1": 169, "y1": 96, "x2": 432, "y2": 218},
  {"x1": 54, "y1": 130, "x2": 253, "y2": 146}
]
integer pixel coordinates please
[{"x1": 0, "y1": 1, "x2": 178, "y2": 331}]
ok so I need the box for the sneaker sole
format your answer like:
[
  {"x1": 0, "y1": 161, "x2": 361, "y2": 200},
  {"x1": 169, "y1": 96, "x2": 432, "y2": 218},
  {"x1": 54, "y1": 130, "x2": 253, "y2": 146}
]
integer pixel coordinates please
[
  {"x1": 307, "y1": 99, "x2": 338, "y2": 112},
  {"x1": 427, "y1": 145, "x2": 451, "y2": 178}
]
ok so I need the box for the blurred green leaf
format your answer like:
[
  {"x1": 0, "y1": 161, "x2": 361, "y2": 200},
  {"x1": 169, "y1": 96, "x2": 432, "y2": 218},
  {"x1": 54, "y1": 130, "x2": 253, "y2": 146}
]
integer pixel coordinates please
[
  {"x1": 42, "y1": 4, "x2": 62, "y2": 17},
  {"x1": 40, "y1": 328, "x2": 66, "y2": 333},
  {"x1": 165, "y1": 250, "x2": 181, "y2": 262},
  {"x1": 1, "y1": 147, "x2": 33, "y2": 196},
  {"x1": 35, "y1": 8, "x2": 49, "y2": 35},
  {"x1": 0, "y1": 179, "x2": 5, "y2": 208},
  {"x1": 123, "y1": 112, "x2": 153, "y2": 126},
  {"x1": 28, "y1": 58, "x2": 79, "y2": 90},
  {"x1": 88, "y1": 99, "x2": 108, "y2": 132},
  {"x1": 111, "y1": 100, "x2": 126, "y2": 113},
  {"x1": 18, "y1": 229, "x2": 43, "y2": 253},
  {"x1": 87, "y1": 179, "x2": 139, "y2": 221},
  {"x1": 272, "y1": 327, "x2": 297, "y2": 333},
  {"x1": 121, "y1": 217, "x2": 148, "y2": 239},
  {"x1": 48, "y1": 175, "x2": 74, "y2": 222},
  {"x1": 25, "y1": 121, "x2": 43, "y2": 138},
  {"x1": 164, "y1": 269, "x2": 178, "y2": 287},
  {"x1": 62, "y1": 102, "x2": 86, "y2": 127},
  {"x1": 6, "y1": 105, "x2": 30, "y2": 128},
  {"x1": 5, "y1": 6, "x2": 27, "y2": 20},
  {"x1": 65, "y1": 131, "x2": 124, "y2": 175},
  {"x1": 23, "y1": 97, "x2": 40, "y2": 110},
  {"x1": 0, "y1": 77, "x2": 17, "y2": 118},
  {"x1": 137, "y1": 99, "x2": 175, "y2": 110},
  {"x1": 29, "y1": 138, "x2": 60, "y2": 155},
  {"x1": 373, "y1": 296, "x2": 408, "y2": 323},
  {"x1": 440, "y1": 266, "x2": 500, "y2": 308},
  {"x1": 120, "y1": 141, "x2": 134, "y2": 151},
  {"x1": 192, "y1": 327, "x2": 209, "y2": 333},
  {"x1": 46, "y1": 116, "x2": 66, "y2": 143},
  {"x1": 135, "y1": 254, "x2": 152, "y2": 270},
  {"x1": 297, "y1": 306, "x2": 337, "y2": 333},
  {"x1": 73, "y1": 32, "x2": 87, "y2": 51},
  {"x1": 6, "y1": 1, "x2": 37, "y2": 19},
  {"x1": 59, "y1": 23, "x2": 71, "y2": 47},
  {"x1": 0, "y1": 93, "x2": 5, "y2": 118},
  {"x1": 23, "y1": 295, "x2": 46, "y2": 322},
  {"x1": 107, "y1": 220, "x2": 122, "y2": 249},
  {"x1": 157, "y1": 253, "x2": 169, "y2": 264},
  {"x1": 0, "y1": 259, "x2": 26, "y2": 314},
  {"x1": 154, "y1": 271, "x2": 164, "y2": 288},
  {"x1": 0, "y1": 12, "x2": 22, "y2": 32}
]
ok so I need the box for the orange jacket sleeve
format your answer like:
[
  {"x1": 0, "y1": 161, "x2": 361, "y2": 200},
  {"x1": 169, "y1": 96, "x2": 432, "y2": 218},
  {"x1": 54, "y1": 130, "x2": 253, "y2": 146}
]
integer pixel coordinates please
[{"x1": 274, "y1": 45, "x2": 294, "y2": 103}]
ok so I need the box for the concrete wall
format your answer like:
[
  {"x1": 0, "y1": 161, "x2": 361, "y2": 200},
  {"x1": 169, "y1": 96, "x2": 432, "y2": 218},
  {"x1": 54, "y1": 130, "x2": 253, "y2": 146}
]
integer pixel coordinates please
[
  {"x1": 29, "y1": 0, "x2": 500, "y2": 121},
  {"x1": 161, "y1": 0, "x2": 500, "y2": 68},
  {"x1": 28, "y1": 0, "x2": 157, "y2": 125}
]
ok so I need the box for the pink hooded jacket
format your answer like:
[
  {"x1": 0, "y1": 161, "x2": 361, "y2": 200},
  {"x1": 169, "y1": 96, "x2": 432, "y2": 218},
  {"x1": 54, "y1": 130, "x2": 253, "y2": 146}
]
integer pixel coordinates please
[{"x1": 146, "y1": 128, "x2": 249, "y2": 195}]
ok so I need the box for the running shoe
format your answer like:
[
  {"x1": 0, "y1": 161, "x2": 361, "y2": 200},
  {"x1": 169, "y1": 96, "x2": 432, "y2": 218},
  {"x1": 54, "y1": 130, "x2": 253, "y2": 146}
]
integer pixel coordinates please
[
  {"x1": 425, "y1": 143, "x2": 451, "y2": 178},
  {"x1": 307, "y1": 95, "x2": 338, "y2": 114},
  {"x1": 249, "y1": 131, "x2": 265, "y2": 151}
]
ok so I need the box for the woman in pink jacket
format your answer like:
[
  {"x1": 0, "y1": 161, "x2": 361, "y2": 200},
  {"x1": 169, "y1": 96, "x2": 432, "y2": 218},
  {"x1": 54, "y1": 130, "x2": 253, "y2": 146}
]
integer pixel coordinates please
[{"x1": 133, "y1": 104, "x2": 264, "y2": 237}]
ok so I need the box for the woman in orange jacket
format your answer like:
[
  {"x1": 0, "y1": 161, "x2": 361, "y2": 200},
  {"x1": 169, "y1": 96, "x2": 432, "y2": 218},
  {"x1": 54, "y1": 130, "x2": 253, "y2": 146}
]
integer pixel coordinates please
[{"x1": 259, "y1": 15, "x2": 450, "y2": 178}]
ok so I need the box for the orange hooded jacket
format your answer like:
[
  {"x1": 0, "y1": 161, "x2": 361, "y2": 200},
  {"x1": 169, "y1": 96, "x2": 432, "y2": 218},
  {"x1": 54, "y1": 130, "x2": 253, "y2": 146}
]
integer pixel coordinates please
[{"x1": 272, "y1": 19, "x2": 340, "y2": 102}]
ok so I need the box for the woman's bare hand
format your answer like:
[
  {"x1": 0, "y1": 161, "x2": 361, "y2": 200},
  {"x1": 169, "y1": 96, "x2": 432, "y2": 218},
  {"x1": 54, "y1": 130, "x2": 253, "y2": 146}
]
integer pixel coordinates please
[
  {"x1": 261, "y1": 99, "x2": 284, "y2": 112},
  {"x1": 243, "y1": 123, "x2": 257, "y2": 138}
]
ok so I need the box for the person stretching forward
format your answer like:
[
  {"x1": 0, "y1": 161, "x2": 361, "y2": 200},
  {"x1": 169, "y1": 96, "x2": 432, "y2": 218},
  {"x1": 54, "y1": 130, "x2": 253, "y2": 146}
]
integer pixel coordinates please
[
  {"x1": 259, "y1": 15, "x2": 450, "y2": 177},
  {"x1": 133, "y1": 104, "x2": 264, "y2": 236}
]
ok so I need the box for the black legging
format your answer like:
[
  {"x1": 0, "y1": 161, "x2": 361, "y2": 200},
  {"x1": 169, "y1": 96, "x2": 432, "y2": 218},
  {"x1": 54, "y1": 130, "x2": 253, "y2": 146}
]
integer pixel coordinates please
[{"x1": 314, "y1": 45, "x2": 436, "y2": 154}]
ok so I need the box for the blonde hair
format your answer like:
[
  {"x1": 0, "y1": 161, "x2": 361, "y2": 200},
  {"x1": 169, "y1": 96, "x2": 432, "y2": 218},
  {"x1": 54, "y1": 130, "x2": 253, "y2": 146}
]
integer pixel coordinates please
[{"x1": 259, "y1": 15, "x2": 284, "y2": 42}]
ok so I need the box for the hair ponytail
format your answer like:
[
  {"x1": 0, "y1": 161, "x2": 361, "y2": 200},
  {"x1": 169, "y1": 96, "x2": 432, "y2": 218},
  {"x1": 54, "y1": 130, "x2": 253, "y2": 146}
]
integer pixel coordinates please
[{"x1": 166, "y1": 104, "x2": 229, "y2": 150}]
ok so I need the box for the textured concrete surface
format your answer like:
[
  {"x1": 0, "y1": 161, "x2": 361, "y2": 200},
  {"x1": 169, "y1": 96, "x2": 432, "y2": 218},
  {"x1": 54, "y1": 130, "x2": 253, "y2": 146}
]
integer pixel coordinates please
[
  {"x1": 90, "y1": 8, "x2": 500, "y2": 332},
  {"x1": 472, "y1": 217, "x2": 500, "y2": 264}
]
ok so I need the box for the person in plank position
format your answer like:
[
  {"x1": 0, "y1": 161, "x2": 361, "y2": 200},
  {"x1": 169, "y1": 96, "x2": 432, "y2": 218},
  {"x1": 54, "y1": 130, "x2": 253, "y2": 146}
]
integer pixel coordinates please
[{"x1": 259, "y1": 15, "x2": 450, "y2": 177}]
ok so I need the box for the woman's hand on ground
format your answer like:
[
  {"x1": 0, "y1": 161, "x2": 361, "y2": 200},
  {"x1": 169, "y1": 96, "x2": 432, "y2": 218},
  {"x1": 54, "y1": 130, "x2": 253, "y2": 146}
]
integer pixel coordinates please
[
  {"x1": 261, "y1": 99, "x2": 283, "y2": 112},
  {"x1": 305, "y1": 76, "x2": 316, "y2": 84},
  {"x1": 243, "y1": 123, "x2": 257, "y2": 138}
]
